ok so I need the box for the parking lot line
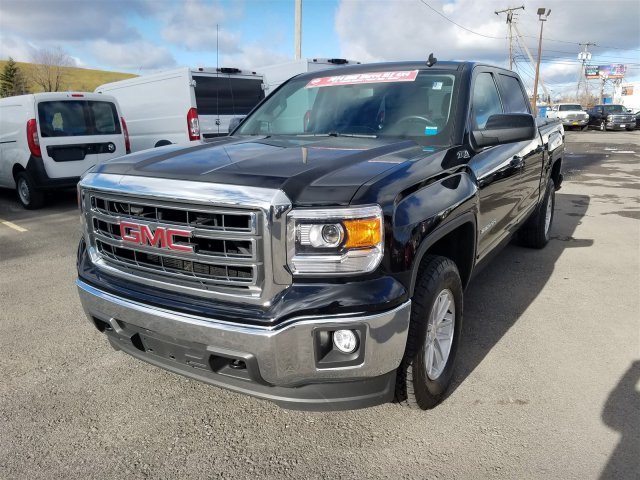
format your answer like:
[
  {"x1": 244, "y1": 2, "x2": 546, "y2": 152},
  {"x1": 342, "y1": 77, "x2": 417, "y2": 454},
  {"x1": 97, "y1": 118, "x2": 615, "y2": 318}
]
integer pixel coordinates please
[{"x1": 0, "y1": 219, "x2": 28, "y2": 232}]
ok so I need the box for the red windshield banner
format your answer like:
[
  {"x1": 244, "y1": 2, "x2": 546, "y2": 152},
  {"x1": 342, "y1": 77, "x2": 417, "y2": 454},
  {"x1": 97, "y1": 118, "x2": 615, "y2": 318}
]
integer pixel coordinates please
[{"x1": 305, "y1": 70, "x2": 419, "y2": 88}]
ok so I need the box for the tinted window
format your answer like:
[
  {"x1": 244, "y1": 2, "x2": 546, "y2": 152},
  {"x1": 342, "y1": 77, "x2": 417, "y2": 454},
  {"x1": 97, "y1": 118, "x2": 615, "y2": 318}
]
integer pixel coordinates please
[
  {"x1": 498, "y1": 74, "x2": 530, "y2": 114},
  {"x1": 602, "y1": 105, "x2": 627, "y2": 114},
  {"x1": 558, "y1": 104, "x2": 582, "y2": 111},
  {"x1": 472, "y1": 72, "x2": 503, "y2": 129},
  {"x1": 38, "y1": 100, "x2": 121, "y2": 137},
  {"x1": 194, "y1": 76, "x2": 265, "y2": 116}
]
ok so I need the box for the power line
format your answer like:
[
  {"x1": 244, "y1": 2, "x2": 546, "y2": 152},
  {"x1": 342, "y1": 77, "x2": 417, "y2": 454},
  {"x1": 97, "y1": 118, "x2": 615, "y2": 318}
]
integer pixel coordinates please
[
  {"x1": 415, "y1": 0, "x2": 640, "y2": 58},
  {"x1": 417, "y1": 0, "x2": 506, "y2": 40}
]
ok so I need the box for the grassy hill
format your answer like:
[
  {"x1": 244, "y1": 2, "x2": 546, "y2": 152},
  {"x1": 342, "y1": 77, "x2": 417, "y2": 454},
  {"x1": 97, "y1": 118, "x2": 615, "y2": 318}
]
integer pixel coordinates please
[{"x1": 0, "y1": 60, "x2": 137, "y2": 93}]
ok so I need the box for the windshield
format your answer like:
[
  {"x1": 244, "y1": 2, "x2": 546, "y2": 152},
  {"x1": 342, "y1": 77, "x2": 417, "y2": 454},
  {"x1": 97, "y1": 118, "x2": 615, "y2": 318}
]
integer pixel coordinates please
[
  {"x1": 237, "y1": 70, "x2": 457, "y2": 143},
  {"x1": 559, "y1": 104, "x2": 583, "y2": 111},
  {"x1": 602, "y1": 105, "x2": 627, "y2": 113}
]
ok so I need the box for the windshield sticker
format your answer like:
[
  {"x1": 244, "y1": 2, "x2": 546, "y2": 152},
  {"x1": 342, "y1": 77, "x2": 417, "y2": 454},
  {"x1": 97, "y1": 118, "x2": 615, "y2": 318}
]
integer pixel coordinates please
[
  {"x1": 424, "y1": 126, "x2": 438, "y2": 136},
  {"x1": 305, "y1": 70, "x2": 419, "y2": 88},
  {"x1": 432, "y1": 81, "x2": 443, "y2": 90}
]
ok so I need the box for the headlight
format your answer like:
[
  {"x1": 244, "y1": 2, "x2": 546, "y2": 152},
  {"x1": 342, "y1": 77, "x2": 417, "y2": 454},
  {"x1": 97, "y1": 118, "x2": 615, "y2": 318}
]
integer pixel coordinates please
[{"x1": 287, "y1": 205, "x2": 384, "y2": 275}]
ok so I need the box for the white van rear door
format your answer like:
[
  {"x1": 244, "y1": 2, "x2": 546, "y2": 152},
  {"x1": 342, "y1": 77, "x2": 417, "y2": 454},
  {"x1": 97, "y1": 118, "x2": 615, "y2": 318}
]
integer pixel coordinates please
[
  {"x1": 193, "y1": 74, "x2": 265, "y2": 137},
  {"x1": 36, "y1": 99, "x2": 126, "y2": 179}
]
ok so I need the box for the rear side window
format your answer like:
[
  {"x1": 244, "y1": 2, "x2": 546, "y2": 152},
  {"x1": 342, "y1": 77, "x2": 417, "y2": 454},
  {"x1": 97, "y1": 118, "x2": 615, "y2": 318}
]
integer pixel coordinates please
[
  {"x1": 38, "y1": 101, "x2": 121, "y2": 137},
  {"x1": 497, "y1": 74, "x2": 530, "y2": 114},
  {"x1": 194, "y1": 76, "x2": 265, "y2": 116},
  {"x1": 472, "y1": 72, "x2": 503, "y2": 129}
]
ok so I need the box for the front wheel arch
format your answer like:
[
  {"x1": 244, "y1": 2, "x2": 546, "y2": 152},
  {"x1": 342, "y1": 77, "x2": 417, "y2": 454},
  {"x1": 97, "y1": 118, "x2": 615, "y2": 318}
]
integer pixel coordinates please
[{"x1": 408, "y1": 212, "x2": 477, "y2": 295}]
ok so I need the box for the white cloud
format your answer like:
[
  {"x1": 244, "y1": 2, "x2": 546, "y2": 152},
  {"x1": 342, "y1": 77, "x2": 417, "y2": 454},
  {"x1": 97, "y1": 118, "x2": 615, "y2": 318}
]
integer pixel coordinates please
[
  {"x1": 90, "y1": 40, "x2": 176, "y2": 72},
  {"x1": 0, "y1": 35, "x2": 37, "y2": 62},
  {"x1": 335, "y1": 0, "x2": 640, "y2": 90},
  {"x1": 162, "y1": 0, "x2": 243, "y2": 53},
  {"x1": 0, "y1": 0, "x2": 148, "y2": 43}
]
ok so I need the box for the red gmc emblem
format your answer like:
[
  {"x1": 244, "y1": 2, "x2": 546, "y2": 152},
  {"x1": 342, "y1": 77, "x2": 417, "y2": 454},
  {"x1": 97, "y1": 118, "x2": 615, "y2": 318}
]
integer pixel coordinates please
[{"x1": 120, "y1": 221, "x2": 194, "y2": 253}]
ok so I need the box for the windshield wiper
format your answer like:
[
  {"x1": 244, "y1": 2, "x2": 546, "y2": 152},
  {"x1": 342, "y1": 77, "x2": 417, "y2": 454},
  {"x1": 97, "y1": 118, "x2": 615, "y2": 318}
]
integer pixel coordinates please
[{"x1": 296, "y1": 132, "x2": 378, "y2": 139}]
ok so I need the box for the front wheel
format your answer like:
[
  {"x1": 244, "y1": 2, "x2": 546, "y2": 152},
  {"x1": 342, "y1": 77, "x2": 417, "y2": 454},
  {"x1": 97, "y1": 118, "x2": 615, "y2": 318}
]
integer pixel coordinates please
[
  {"x1": 16, "y1": 171, "x2": 45, "y2": 209},
  {"x1": 599, "y1": 120, "x2": 606, "y2": 131},
  {"x1": 395, "y1": 255, "x2": 463, "y2": 409}
]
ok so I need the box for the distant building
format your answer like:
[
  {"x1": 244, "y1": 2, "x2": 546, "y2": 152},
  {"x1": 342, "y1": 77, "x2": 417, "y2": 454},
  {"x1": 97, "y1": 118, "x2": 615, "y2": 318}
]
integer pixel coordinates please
[{"x1": 619, "y1": 82, "x2": 639, "y2": 111}]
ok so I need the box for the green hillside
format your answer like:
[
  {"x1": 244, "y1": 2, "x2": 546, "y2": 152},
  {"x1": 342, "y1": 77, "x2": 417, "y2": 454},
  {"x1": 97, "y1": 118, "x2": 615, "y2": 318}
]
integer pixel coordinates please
[{"x1": 0, "y1": 60, "x2": 137, "y2": 93}]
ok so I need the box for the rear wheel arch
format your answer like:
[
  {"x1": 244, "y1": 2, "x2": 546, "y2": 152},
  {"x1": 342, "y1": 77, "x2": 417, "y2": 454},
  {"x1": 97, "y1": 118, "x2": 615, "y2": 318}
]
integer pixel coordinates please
[{"x1": 12, "y1": 163, "x2": 26, "y2": 180}]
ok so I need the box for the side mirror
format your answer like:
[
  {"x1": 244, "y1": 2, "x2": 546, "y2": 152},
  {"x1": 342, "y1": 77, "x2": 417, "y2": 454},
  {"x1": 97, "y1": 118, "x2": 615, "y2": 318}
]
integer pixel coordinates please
[
  {"x1": 472, "y1": 113, "x2": 536, "y2": 148},
  {"x1": 228, "y1": 116, "x2": 245, "y2": 133}
]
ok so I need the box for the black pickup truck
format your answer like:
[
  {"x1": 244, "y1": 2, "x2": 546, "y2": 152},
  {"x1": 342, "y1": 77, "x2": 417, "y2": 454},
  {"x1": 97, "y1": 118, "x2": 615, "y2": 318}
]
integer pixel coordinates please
[
  {"x1": 76, "y1": 61, "x2": 563, "y2": 411},
  {"x1": 586, "y1": 104, "x2": 635, "y2": 131}
]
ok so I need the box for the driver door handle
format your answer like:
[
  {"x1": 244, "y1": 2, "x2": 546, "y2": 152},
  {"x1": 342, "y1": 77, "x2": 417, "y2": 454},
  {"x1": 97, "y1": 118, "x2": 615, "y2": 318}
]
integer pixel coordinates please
[{"x1": 510, "y1": 156, "x2": 524, "y2": 169}]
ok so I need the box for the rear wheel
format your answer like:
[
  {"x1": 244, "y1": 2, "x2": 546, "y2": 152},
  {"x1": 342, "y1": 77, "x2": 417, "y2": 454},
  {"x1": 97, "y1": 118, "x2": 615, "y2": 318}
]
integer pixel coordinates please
[
  {"x1": 520, "y1": 178, "x2": 555, "y2": 249},
  {"x1": 395, "y1": 255, "x2": 463, "y2": 409},
  {"x1": 626, "y1": 127, "x2": 634, "y2": 132},
  {"x1": 16, "y1": 171, "x2": 45, "y2": 209}
]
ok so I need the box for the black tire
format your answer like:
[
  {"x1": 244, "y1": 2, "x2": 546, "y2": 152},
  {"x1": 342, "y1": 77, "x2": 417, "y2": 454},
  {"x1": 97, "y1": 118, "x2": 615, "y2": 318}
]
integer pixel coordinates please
[
  {"x1": 581, "y1": 125, "x2": 589, "y2": 132},
  {"x1": 520, "y1": 178, "x2": 555, "y2": 249},
  {"x1": 599, "y1": 120, "x2": 606, "y2": 132},
  {"x1": 15, "y1": 171, "x2": 45, "y2": 209},
  {"x1": 626, "y1": 127, "x2": 634, "y2": 132},
  {"x1": 395, "y1": 255, "x2": 463, "y2": 409},
  {"x1": 154, "y1": 140, "x2": 172, "y2": 147}
]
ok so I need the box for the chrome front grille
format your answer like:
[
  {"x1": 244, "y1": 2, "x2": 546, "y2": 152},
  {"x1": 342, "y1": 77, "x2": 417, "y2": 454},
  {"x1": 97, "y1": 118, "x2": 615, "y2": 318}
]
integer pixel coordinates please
[
  {"x1": 610, "y1": 114, "x2": 632, "y2": 122},
  {"x1": 86, "y1": 192, "x2": 264, "y2": 297},
  {"x1": 80, "y1": 174, "x2": 292, "y2": 306}
]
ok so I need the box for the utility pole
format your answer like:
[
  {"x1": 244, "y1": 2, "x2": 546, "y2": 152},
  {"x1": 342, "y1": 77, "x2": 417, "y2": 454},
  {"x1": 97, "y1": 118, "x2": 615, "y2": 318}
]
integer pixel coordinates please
[
  {"x1": 513, "y1": 23, "x2": 550, "y2": 101},
  {"x1": 576, "y1": 42, "x2": 595, "y2": 104},
  {"x1": 495, "y1": 5, "x2": 524, "y2": 70},
  {"x1": 294, "y1": 0, "x2": 302, "y2": 60},
  {"x1": 532, "y1": 7, "x2": 551, "y2": 116}
]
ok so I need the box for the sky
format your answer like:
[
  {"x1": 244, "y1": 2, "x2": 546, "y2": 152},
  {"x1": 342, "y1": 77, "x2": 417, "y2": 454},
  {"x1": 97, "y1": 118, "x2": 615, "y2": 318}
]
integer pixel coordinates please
[{"x1": 1, "y1": 0, "x2": 639, "y2": 99}]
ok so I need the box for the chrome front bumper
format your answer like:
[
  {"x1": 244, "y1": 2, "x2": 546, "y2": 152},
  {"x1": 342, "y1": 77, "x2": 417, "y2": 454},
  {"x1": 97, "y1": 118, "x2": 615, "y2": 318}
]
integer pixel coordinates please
[{"x1": 77, "y1": 279, "x2": 411, "y2": 406}]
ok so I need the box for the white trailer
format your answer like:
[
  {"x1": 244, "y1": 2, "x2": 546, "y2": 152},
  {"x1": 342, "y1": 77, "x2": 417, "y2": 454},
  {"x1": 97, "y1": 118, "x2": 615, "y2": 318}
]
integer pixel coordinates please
[
  {"x1": 95, "y1": 67, "x2": 265, "y2": 152},
  {"x1": 259, "y1": 58, "x2": 361, "y2": 96}
]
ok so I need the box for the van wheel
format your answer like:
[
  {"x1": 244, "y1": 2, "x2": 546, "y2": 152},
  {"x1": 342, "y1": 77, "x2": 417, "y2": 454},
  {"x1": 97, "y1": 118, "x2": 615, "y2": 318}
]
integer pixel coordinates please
[
  {"x1": 16, "y1": 172, "x2": 45, "y2": 209},
  {"x1": 520, "y1": 178, "x2": 555, "y2": 249},
  {"x1": 395, "y1": 255, "x2": 463, "y2": 409},
  {"x1": 154, "y1": 140, "x2": 172, "y2": 147}
]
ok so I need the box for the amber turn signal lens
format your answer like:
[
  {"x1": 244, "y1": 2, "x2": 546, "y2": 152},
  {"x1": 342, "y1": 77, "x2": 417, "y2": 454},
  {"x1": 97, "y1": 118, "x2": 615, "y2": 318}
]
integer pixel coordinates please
[{"x1": 343, "y1": 217, "x2": 382, "y2": 248}]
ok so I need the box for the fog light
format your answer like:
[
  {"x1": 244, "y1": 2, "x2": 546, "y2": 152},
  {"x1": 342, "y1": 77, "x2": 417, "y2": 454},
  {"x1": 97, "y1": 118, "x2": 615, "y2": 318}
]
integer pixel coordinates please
[{"x1": 333, "y1": 329, "x2": 358, "y2": 354}]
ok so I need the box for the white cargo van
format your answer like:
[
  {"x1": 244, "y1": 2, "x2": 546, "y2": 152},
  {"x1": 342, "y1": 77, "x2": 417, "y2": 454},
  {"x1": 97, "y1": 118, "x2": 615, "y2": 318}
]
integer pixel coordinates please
[
  {"x1": 95, "y1": 67, "x2": 265, "y2": 151},
  {"x1": 0, "y1": 92, "x2": 129, "y2": 209},
  {"x1": 259, "y1": 58, "x2": 362, "y2": 96}
]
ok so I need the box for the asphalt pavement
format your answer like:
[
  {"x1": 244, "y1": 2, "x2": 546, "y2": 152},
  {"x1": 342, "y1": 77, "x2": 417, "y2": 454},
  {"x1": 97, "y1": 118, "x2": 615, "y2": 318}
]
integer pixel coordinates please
[{"x1": 1, "y1": 130, "x2": 638, "y2": 479}]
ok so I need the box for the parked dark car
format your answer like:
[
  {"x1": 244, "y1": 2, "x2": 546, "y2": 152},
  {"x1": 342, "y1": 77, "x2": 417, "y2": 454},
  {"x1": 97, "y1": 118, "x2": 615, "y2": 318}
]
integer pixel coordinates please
[
  {"x1": 586, "y1": 104, "x2": 635, "y2": 131},
  {"x1": 635, "y1": 111, "x2": 640, "y2": 129}
]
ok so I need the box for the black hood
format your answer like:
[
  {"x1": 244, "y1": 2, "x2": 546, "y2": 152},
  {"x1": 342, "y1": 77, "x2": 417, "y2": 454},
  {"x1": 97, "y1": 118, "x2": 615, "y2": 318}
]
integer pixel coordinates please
[{"x1": 92, "y1": 136, "x2": 431, "y2": 205}]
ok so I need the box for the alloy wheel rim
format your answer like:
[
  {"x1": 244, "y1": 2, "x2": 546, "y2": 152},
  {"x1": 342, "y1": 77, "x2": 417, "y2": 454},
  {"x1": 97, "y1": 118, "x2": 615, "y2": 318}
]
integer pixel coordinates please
[
  {"x1": 544, "y1": 192, "x2": 553, "y2": 236},
  {"x1": 18, "y1": 178, "x2": 30, "y2": 205},
  {"x1": 425, "y1": 289, "x2": 455, "y2": 380}
]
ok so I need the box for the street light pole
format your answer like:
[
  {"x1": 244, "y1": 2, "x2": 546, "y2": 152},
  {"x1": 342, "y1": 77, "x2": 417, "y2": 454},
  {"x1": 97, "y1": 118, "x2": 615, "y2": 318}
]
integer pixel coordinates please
[{"x1": 532, "y1": 7, "x2": 550, "y2": 116}]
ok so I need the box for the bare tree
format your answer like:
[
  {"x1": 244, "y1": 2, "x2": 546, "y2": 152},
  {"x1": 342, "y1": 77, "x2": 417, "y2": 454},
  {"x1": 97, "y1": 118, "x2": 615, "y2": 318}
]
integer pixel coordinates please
[{"x1": 30, "y1": 46, "x2": 74, "y2": 92}]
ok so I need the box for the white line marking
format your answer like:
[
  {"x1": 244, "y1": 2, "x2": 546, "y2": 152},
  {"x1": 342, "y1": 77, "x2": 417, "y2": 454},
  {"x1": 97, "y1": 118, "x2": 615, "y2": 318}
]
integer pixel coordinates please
[{"x1": 0, "y1": 219, "x2": 28, "y2": 232}]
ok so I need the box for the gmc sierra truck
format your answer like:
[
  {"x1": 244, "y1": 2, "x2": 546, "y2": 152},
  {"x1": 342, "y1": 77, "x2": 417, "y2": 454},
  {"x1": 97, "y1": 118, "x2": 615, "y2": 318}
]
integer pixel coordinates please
[{"x1": 76, "y1": 61, "x2": 564, "y2": 411}]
